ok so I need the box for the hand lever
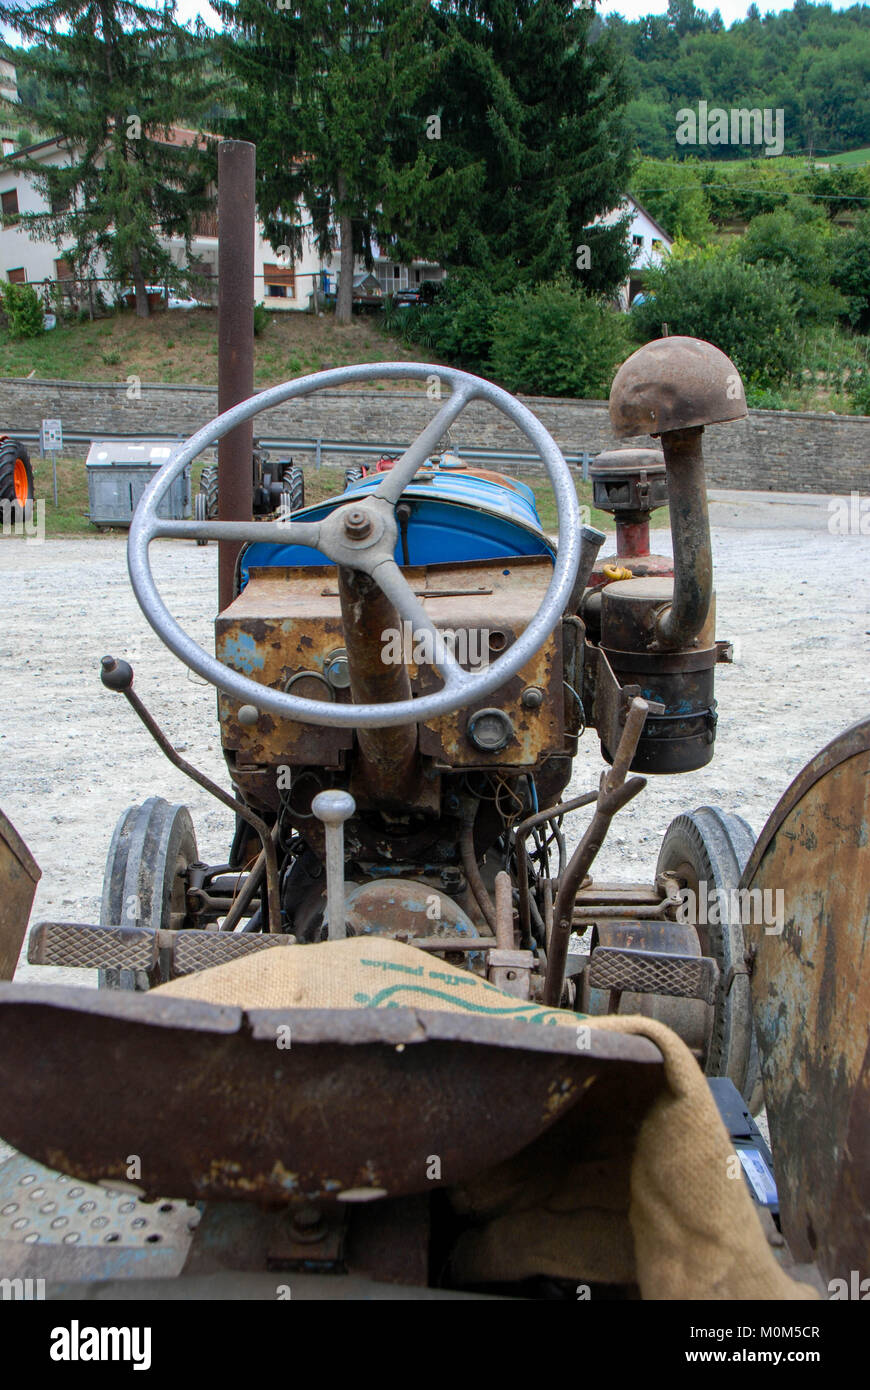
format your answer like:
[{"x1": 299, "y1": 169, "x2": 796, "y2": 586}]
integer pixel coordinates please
[{"x1": 312, "y1": 790, "x2": 356, "y2": 940}]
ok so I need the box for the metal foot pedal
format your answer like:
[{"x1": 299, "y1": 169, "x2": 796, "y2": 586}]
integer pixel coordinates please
[
  {"x1": 28, "y1": 921, "x2": 295, "y2": 981},
  {"x1": 28, "y1": 921, "x2": 158, "y2": 973},
  {"x1": 588, "y1": 946, "x2": 719, "y2": 1006}
]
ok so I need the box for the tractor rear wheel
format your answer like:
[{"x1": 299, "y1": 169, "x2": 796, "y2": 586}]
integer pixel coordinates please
[
  {"x1": 0, "y1": 438, "x2": 34, "y2": 519},
  {"x1": 656, "y1": 807, "x2": 763, "y2": 1112},
  {"x1": 200, "y1": 464, "x2": 218, "y2": 518},
  {"x1": 283, "y1": 464, "x2": 304, "y2": 511},
  {"x1": 99, "y1": 797, "x2": 199, "y2": 991}
]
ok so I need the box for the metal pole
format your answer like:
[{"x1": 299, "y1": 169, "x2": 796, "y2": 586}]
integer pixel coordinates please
[{"x1": 217, "y1": 140, "x2": 256, "y2": 610}]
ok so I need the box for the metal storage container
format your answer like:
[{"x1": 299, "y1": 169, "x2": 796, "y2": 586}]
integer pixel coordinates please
[{"x1": 86, "y1": 440, "x2": 190, "y2": 527}]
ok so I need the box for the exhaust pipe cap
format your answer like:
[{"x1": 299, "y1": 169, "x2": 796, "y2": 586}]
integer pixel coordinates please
[{"x1": 609, "y1": 336, "x2": 747, "y2": 439}]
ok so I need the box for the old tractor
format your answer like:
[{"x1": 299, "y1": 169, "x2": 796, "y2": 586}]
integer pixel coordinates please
[
  {"x1": 194, "y1": 444, "x2": 305, "y2": 545},
  {"x1": 0, "y1": 341, "x2": 866, "y2": 1300}
]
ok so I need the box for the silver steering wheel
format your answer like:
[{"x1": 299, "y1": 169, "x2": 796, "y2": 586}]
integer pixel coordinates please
[{"x1": 128, "y1": 362, "x2": 581, "y2": 730}]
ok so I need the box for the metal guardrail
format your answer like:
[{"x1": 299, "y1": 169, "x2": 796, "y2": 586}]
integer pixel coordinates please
[{"x1": 14, "y1": 431, "x2": 594, "y2": 477}]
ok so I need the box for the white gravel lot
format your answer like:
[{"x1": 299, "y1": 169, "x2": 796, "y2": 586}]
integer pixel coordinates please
[
  {"x1": 0, "y1": 496, "x2": 867, "y2": 1172},
  {"x1": 1, "y1": 500, "x2": 868, "y2": 991}
]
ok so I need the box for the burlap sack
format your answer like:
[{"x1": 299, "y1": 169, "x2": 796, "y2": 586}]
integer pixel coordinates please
[{"x1": 156, "y1": 935, "x2": 817, "y2": 1299}]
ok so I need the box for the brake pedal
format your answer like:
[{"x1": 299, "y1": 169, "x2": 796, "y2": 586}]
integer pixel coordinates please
[{"x1": 587, "y1": 945, "x2": 719, "y2": 1006}]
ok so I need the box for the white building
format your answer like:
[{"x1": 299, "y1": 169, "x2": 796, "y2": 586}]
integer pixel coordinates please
[
  {"x1": 594, "y1": 194, "x2": 673, "y2": 310},
  {"x1": 0, "y1": 130, "x2": 444, "y2": 310}
]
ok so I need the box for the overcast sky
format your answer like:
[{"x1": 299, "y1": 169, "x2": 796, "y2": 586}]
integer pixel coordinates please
[{"x1": 173, "y1": 0, "x2": 864, "y2": 33}]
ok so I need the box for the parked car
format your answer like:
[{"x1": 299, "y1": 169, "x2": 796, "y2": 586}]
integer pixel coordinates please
[
  {"x1": 392, "y1": 281, "x2": 440, "y2": 308},
  {"x1": 117, "y1": 286, "x2": 202, "y2": 311}
]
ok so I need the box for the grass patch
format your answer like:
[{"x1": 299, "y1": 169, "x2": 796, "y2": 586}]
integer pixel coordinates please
[
  {"x1": 0, "y1": 307, "x2": 443, "y2": 388},
  {"x1": 827, "y1": 146, "x2": 870, "y2": 167}
]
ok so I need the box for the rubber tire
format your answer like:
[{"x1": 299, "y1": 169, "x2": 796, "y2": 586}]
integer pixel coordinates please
[
  {"x1": 284, "y1": 464, "x2": 304, "y2": 511},
  {"x1": 99, "y1": 797, "x2": 198, "y2": 992},
  {"x1": 0, "y1": 438, "x2": 34, "y2": 519},
  {"x1": 194, "y1": 489, "x2": 209, "y2": 545},
  {"x1": 200, "y1": 464, "x2": 219, "y2": 518},
  {"x1": 656, "y1": 806, "x2": 763, "y2": 1112}
]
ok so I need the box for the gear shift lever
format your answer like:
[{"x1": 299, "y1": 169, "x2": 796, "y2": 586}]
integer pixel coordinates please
[{"x1": 312, "y1": 790, "x2": 356, "y2": 940}]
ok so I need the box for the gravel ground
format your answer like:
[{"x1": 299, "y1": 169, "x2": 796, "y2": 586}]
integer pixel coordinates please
[
  {"x1": 1, "y1": 507, "x2": 868, "y2": 1171},
  {"x1": 1, "y1": 510, "x2": 868, "y2": 986}
]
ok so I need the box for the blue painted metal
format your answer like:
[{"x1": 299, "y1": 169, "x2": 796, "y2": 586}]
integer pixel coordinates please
[{"x1": 240, "y1": 469, "x2": 553, "y2": 588}]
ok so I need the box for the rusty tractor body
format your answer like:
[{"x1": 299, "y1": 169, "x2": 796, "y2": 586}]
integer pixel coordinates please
[{"x1": 0, "y1": 339, "x2": 865, "y2": 1301}]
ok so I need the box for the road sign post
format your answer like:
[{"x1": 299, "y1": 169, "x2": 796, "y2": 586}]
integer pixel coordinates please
[{"x1": 41, "y1": 418, "x2": 62, "y2": 506}]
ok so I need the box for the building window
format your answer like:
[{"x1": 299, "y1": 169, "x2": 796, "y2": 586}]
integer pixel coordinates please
[
  {"x1": 263, "y1": 262, "x2": 295, "y2": 299},
  {"x1": 375, "y1": 260, "x2": 408, "y2": 294},
  {"x1": 54, "y1": 257, "x2": 73, "y2": 280},
  {"x1": 50, "y1": 191, "x2": 72, "y2": 215},
  {"x1": 194, "y1": 210, "x2": 218, "y2": 238},
  {"x1": 6, "y1": 267, "x2": 25, "y2": 284},
  {"x1": 1, "y1": 188, "x2": 19, "y2": 217},
  {"x1": 651, "y1": 238, "x2": 663, "y2": 253},
  {"x1": 632, "y1": 234, "x2": 644, "y2": 248}
]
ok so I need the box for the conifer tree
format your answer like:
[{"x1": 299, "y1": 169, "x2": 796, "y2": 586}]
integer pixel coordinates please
[
  {"x1": 412, "y1": 1, "x2": 635, "y2": 295},
  {"x1": 0, "y1": 2, "x2": 220, "y2": 316},
  {"x1": 218, "y1": 0, "x2": 472, "y2": 323}
]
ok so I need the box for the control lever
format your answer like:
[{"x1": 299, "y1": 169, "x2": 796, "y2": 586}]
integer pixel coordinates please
[
  {"x1": 567, "y1": 524, "x2": 607, "y2": 614},
  {"x1": 312, "y1": 790, "x2": 356, "y2": 940}
]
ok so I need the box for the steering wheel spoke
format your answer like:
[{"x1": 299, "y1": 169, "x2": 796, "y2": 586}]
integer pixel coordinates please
[
  {"x1": 372, "y1": 559, "x2": 469, "y2": 692},
  {"x1": 373, "y1": 386, "x2": 476, "y2": 505},
  {"x1": 153, "y1": 518, "x2": 322, "y2": 548}
]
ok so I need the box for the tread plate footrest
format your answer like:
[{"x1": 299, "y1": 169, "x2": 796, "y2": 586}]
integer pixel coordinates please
[
  {"x1": 28, "y1": 922, "x2": 158, "y2": 972},
  {"x1": 588, "y1": 945, "x2": 720, "y2": 1005},
  {"x1": 28, "y1": 921, "x2": 295, "y2": 979}
]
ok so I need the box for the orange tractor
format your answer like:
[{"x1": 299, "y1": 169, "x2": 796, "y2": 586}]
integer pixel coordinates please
[{"x1": 0, "y1": 435, "x2": 34, "y2": 517}]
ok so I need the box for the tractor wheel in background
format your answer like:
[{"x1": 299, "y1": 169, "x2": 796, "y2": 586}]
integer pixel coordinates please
[
  {"x1": 194, "y1": 489, "x2": 209, "y2": 544},
  {"x1": 344, "y1": 467, "x2": 363, "y2": 489},
  {"x1": 283, "y1": 464, "x2": 304, "y2": 511},
  {"x1": 0, "y1": 438, "x2": 34, "y2": 518},
  {"x1": 656, "y1": 806, "x2": 763, "y2": 1112},
  {"x1": 99, "y1": 797, "x2": 199, "y2": 991},
  {"x1": 200, "y1": 464, "x2": 219, "y2": 518}
]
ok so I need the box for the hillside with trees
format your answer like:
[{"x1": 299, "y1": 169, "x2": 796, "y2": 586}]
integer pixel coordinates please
[{"x1": 608, "y1": 0, "x2": 870, "y2": 162}]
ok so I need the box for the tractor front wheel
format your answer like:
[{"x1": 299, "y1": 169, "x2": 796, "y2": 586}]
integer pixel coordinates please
[
  {"x1": 656, "y1": 807, "x2": 763, "y2": 1112},
  {"x1": 99, "y1": 797, "x2": 199, "y2": 991}
]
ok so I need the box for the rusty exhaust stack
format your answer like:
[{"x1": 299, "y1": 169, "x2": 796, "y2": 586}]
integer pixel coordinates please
[
  {"x1": 217, "y1": 141, "x2": 256, "y2": 611},
  {"x1": 609, "y1": 336, "x2": 747, "y2": 650}
]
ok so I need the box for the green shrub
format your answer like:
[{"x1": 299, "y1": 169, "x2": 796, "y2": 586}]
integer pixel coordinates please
[
  {"x1": 745, "y1": 386, "x2": 787, "y2": 410},
  {"x1": 400, "y1": 270, "x2": 497, "y2": 375},
  {"x1": 831, "y1": 212, "x2": 870, "y2": 332},
  {"x1": 630, "y1": 253, "x2": 800, "y2": 390},
  {"x1": 737, "y1": 203, "x2": 847, "y2": 327},
  {"x1": 253, "y1": 303, "x2": 270, "y2": 337},
  {"x1": 847, "y1": 360, "x2": 870, "y2": 415},
  {"x1": 489, "y1": 279, "x2": 630, "y2": 398},
  {"x1": 1, "y1": 281, "x2": 45, "y2": 339}
]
